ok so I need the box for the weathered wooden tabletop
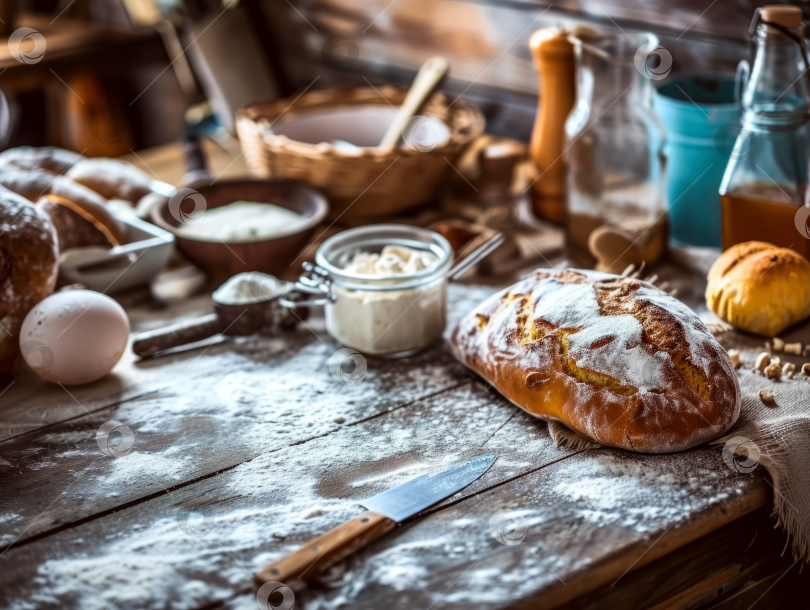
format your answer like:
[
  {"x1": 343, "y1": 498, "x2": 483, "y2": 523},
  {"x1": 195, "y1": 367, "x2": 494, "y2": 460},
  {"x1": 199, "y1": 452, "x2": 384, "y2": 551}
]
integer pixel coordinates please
[{"x1": 2, "y1": 244, "x2": 806, "y2": 610}]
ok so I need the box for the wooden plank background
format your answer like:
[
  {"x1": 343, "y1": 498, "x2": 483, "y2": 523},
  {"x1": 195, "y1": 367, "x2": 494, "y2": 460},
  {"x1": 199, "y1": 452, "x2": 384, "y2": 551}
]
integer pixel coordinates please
[{"x1": 252, "y1": 0, "x2": 791, "y2": 140}]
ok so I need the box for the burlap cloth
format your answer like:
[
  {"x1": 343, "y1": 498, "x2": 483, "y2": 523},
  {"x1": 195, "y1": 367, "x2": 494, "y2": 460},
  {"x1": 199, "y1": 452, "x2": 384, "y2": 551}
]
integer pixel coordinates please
[
  {"x1": 713, "y1": 366, "x2": 810, "y2": 561},
  {"x1": 549, "y1": 326, "x2": 810, "y2": 564}
]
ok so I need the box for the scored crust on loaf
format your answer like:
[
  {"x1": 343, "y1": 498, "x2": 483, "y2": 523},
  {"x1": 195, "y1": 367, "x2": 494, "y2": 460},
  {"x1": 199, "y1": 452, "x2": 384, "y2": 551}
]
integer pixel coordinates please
[{"x1": 452, "y1": 269, "x2": 741, "y2": 453}]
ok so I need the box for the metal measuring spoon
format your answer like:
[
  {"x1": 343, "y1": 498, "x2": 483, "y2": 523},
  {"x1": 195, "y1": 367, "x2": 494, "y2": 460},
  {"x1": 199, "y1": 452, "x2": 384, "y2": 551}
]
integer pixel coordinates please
[{"x1": 132, "y1": 272, "x2": 304, "y2": 358}]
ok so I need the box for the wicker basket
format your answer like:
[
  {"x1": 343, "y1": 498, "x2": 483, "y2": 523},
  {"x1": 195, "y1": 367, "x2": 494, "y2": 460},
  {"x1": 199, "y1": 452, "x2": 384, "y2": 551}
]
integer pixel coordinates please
[{"x1": 236, "y1": 86, "x2": 485, "y2": 220}]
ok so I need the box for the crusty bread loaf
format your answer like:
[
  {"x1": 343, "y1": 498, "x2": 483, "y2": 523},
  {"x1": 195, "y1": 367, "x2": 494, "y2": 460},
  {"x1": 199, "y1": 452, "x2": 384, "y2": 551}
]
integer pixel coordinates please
[
  {"x1": 0, "y1": 188, "x2": 59, "y2": 378},
  {"x1": 706, "y1": 241, "x2": 810, "y2": 336},
  {"x1": 66, "y1": 158, "x2": 153, "y2": 204},
  {"x1": 452, "y1": 269, "x2": 740, "y2": 453},
  {"x1": 0, "y1": 147, "x2": 154, "y2": 206},
  {"x1": 0, "y1": 167, "x2": 111, "y2": 214},
  {"x1": 0, "y1": 146, "x2": 83, "y2": 174}
]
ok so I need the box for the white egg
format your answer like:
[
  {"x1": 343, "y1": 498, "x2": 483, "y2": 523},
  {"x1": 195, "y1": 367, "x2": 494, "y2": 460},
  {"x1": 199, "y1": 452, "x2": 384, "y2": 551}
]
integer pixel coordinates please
[{"x1": 19, "y1": 290, "x2": 130, "y2": 385}]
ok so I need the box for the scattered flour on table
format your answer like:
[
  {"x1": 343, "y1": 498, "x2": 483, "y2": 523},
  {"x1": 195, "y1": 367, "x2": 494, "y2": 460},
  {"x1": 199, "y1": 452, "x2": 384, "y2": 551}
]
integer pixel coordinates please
[
  {"x1": 432, "y1": 450, "x2": 751, "y2": 607},
  {"x1": 551, "y1": 452, "x2": 744, "y2": 532},
  {"x1": 330, "y1": 538, "x2": 446, "y2": 603},
  {"x1": 98, "y1": 447, "x2": 191, "y2": 488},
  {"x1": 9, "y1": 484, "x2": 358, "y2": 610},
  {"x1": 313, "y1": 443, "x2": 751, "y2": 609},
  {"x1": 0, "y1": 313, "x2": 745, "y2": 610},
  {"x1": 5, "y1": 385, "x2": 513, "y2": 610},
  {"x1": 0, "y1": 512, "x2": 23, "y2": 546}
]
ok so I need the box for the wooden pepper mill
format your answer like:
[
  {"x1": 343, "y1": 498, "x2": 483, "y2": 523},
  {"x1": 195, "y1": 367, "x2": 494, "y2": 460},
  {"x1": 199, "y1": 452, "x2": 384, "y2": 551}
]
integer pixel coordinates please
[{"x1": 528, "y1": 27, "x2": 576, "y2": 224}]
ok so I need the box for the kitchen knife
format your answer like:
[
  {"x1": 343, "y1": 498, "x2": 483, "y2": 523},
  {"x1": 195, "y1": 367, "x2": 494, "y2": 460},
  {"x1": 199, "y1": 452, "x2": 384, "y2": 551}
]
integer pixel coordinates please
[{"x1": 254, "y1": 453, "x2": 496, "y2": 588}]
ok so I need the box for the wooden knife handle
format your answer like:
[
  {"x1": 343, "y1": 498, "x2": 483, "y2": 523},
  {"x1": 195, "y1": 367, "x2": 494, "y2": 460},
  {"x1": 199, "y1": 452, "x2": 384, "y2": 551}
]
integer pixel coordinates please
[
  {"x1": 254, "y1": 511, "x2": 395, "y2": 588},
  {"x1": 132, "y1": 313, "x2": 220, "y2": 357}
]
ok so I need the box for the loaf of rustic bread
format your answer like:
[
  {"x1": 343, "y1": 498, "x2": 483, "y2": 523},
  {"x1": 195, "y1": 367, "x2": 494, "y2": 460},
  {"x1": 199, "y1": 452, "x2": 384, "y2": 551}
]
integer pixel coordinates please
[
  {"x1": 0, "y1": 188, "x2": 59, "y2": 378},
  {"x1": 452, "y1": 269, "x2": 740, "y2": 453}
]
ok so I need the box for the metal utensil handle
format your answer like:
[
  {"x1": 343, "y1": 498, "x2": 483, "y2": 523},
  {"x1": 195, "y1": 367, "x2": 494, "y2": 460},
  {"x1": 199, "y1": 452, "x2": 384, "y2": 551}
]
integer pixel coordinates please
[
  {"x1": 279, "y1": 294, "x2": 332, "y2": 308},
  {"x1": 447, "y1": 232, "x2": 505, "y2": 281},
  {"x1": 278, "y1": 272, "x2": 335, "y2": 308},
  {"x1": 281, "y1": 263, "x2": 334, "y2": 307}
]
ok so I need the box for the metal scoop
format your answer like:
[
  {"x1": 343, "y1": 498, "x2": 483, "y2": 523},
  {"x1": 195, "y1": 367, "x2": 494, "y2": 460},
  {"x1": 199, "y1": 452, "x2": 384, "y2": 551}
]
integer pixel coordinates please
[{"x1": 132, "y1": 272, "x2": 304, "y2": 358}]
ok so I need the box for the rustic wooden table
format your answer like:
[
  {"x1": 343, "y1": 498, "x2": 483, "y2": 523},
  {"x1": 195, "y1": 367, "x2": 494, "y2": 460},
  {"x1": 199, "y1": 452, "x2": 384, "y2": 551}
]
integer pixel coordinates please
[{"x1": 0, "y1": 146, "x2": 805, "y2": 610}]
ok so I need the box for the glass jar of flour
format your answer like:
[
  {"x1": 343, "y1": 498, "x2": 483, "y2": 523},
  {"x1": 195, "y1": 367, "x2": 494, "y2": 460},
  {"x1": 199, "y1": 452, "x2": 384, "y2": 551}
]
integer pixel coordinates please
[{"x1": 282, "y1": 225, "x2": 453, "y2": 357}]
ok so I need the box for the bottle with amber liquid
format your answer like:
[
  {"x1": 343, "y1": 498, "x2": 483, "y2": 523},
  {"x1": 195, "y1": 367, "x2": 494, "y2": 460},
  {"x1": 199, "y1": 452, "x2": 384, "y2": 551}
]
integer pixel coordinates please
[{"x1": 720, "y1": 5, "x2": 810, "y2": 258}]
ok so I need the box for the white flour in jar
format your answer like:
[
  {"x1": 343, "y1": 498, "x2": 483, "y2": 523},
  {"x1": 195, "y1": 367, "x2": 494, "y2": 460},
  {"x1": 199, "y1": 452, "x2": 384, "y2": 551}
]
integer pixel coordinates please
[{"x1": 326, "y1": 246, "x2": 446, "y2": 356}]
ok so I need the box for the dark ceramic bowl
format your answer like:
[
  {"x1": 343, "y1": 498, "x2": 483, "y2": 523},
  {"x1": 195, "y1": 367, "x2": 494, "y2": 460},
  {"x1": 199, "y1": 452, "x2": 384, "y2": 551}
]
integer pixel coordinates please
[{"x1": 152, "y1": 179, "x2": 328, "y2": 286}]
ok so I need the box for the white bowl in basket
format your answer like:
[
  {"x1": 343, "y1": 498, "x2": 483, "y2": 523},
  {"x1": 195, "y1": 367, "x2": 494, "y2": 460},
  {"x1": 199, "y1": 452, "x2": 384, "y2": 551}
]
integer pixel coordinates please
[
  {"x1": 270, "y1": 106, "x2": 451, "y2": 150},
  {"x1": 236, "y1": 86, "x2": 485, "y2": 220}
]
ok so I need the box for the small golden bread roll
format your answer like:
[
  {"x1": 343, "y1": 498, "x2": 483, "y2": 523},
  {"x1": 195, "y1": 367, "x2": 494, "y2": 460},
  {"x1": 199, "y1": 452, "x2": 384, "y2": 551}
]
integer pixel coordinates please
[
  {"x1": 452, "y1": 269, "x2": 740, "y2": 453},
  {"x1": 706, "y1": 242, "x2": 810, "y2": 336},
  {"x1": 36, "y1": 194, "x2": 125, "y2": 250}
]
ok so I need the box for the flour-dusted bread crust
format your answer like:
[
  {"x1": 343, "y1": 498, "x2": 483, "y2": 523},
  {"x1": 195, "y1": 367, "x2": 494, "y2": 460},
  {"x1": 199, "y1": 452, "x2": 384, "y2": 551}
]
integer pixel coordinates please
[
  {"x1": 66, "y1": 158, "x2": 153, "y2": 204},
  {"x1": 0, "y1": 188, "x2": 59, "y2": 378},
  {"x1": 0, "y1": 146, "x2": 84, "y2": 174},
  {"x1": 452, "y1": 269, "x2": 741, "y2": 453},
  {"x1": 0, "y1": 147, "x2": 155, "y2": 208},
  {"x1": 0, "y1": 167, "x2": 111, "y2": 213}
]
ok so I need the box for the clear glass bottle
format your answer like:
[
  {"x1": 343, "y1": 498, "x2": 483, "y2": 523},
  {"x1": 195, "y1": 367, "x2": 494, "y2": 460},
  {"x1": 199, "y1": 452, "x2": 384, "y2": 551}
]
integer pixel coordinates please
[
  {"x1": 564, "y1": 32, "x2": 667, "y2": 267},
  {"x1": 719, "y1": 5, "x2": 810, "y2": 258}
]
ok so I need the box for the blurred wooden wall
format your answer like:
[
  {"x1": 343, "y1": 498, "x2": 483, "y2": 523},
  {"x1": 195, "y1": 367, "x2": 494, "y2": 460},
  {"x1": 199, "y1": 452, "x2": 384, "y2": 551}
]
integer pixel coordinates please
[{"x1": 255, "y1": 0, "x2": 782, "y2": 140}]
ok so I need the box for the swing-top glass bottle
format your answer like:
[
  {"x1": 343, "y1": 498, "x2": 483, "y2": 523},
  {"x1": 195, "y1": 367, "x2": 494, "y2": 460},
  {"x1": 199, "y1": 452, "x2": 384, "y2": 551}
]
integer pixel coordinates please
[{"x1": 719, "y1": 5, "x2": 810, "y2": 256}]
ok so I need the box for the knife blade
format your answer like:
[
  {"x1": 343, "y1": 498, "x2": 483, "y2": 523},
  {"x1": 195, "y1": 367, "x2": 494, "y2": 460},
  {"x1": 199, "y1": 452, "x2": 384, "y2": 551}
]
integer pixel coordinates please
[
  {"x1": 362, "y1": 453, "x2": 496, "y2": 522},
  {"x1": 254, "y1": 453, "x2": 495, "y2": 588}
]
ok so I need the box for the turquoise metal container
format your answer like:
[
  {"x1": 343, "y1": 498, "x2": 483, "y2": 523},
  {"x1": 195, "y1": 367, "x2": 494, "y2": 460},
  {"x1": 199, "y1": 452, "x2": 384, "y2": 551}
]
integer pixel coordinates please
[{"x1": 654, "y1": 77, "x2": 740, "y2": 247}]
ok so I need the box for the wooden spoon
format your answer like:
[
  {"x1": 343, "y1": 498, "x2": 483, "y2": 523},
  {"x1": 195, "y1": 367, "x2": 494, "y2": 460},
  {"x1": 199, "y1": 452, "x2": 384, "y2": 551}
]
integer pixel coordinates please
[
  {"x1": 588, "y1": 225, "x2": 666, "y2": 274},
  {"x1": 378, "y1": 56, "x2": 449, "y2": 151}
]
